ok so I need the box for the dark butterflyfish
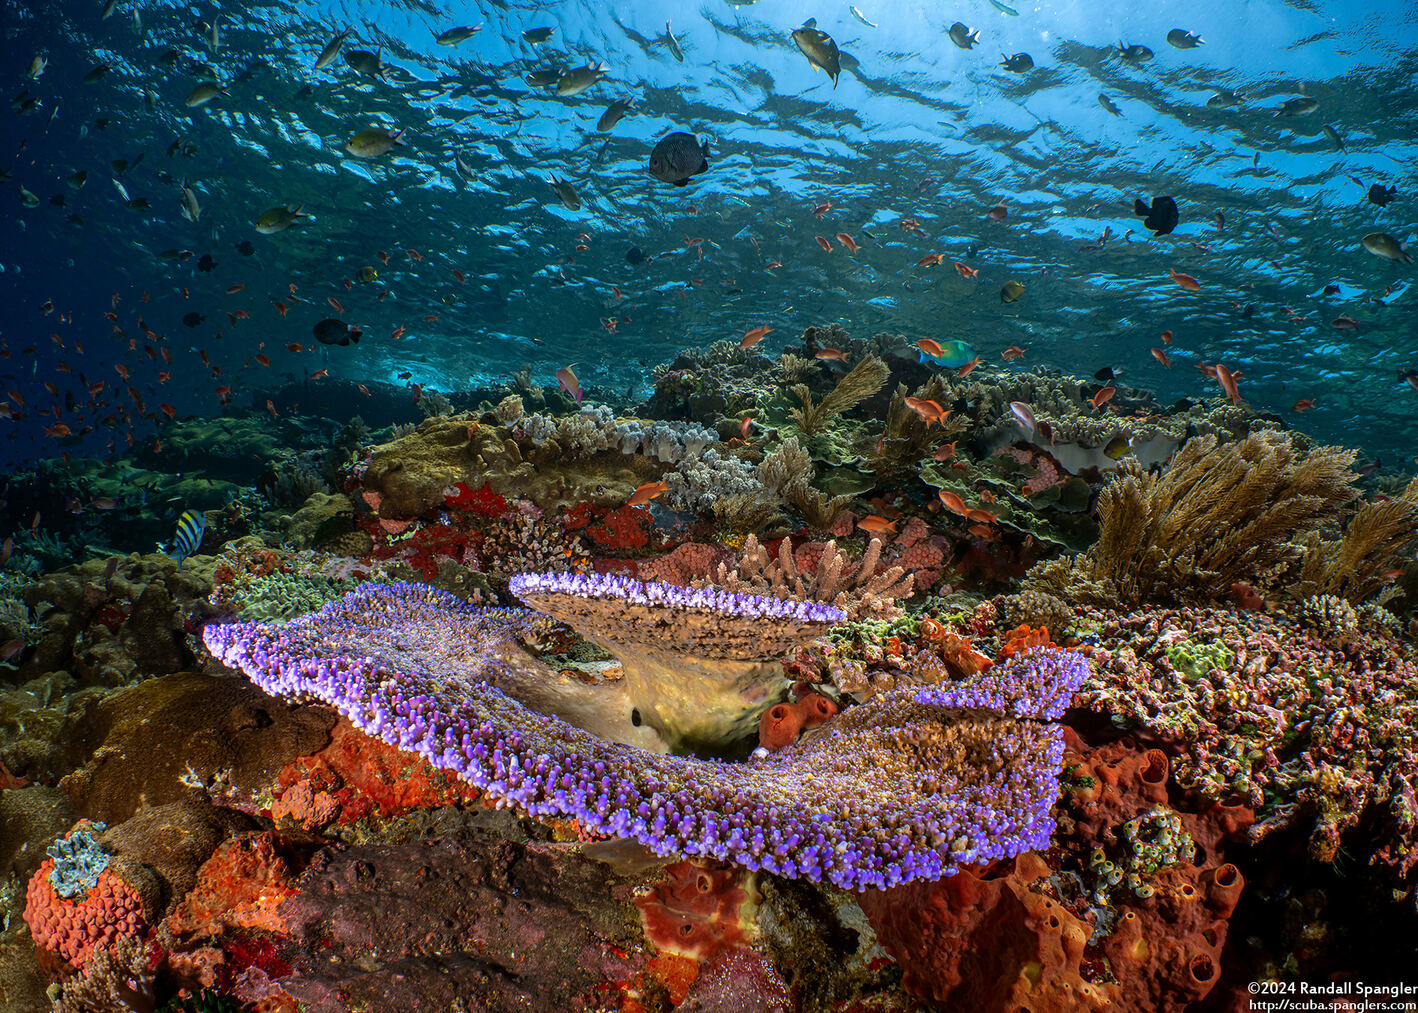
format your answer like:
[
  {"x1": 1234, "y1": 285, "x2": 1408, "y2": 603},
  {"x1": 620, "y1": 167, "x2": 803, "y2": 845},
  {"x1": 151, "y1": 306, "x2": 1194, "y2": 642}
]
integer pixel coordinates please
[
  {"x1": 648, "y1": 132, "x2": 710, "y2": 187},
  {"x1": 1094, "y1": 366, "x2": 1115, "y2": 383},
  {"x1": 234, "y1": 239, "x2": 255, "y2": 256},
  {"x1": 791, "y1": 20, "x2": 841, "y2": 86},
  {"x1": 1134, "y1": 196, "x2": 1178, "y2": 235},
  {"x1": 197, "y1": 253, "x2": 217, "y2": 272},
  {"x1": 313, "y1": 318, "x2": 361, "y2": 345},
  {"x1": 182, "y1": 312, "x2": 205, "y2": 327},
  {"x1": 163, "y1": 508, "x2": 205, "y2": 568},
  {"x1": 1368, "y1": 183, "x2": 1398, "y2": 207},
  {"x1": 626, "y1": 247, "x2": 646, "y2": 265}
]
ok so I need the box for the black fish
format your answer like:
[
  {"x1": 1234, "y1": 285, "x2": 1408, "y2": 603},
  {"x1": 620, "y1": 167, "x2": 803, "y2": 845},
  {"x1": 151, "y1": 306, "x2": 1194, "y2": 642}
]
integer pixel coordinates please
[
  {"x1": 1368, "y1": 183, "x2": 1398, "y2": 207},
  {"x1": 648, "y1": 132, "x2": 710, "y2": 187},
  {"x1": 1133, "y1": 196, "x2": 1179, "y2": 235},
  {"x1": 183, "y1": 312, "x2": 205, "y2": 327},
  {"x1": 626, "y1": 247, "x2": 646, "y2": 265},
  {"x1": 313, "y1": 318, "x2": 361, "y2": 346},
  {"x1": 1094, "y1": 366, "x2": 1115, "y2": 383},
  {"x1": 1001, "y1": 53, "x2": 1033, "y2": 72},
  {"x1": 235, "y1": 240, "x2": 255, "y2": 256},
  {"x1": 198, "y1": 253, "x2": 217, "y2": 272}
]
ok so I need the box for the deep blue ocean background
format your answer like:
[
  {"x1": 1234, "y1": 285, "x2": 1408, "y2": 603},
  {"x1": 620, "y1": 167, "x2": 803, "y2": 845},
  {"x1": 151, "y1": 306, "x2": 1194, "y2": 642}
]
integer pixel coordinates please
[{"x1": 0, "y1": 0, "x2": 1414, "y2": 469}]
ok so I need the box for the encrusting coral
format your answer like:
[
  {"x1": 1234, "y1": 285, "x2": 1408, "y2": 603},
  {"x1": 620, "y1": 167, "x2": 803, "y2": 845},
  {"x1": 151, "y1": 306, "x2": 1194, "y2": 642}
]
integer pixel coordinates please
[
  {"x1": 1024, "y1": 431, "x2": 1357, "y2": 607},
  {"x1": 202, "y1": 581, "x2": 1090, "y2": 890}
]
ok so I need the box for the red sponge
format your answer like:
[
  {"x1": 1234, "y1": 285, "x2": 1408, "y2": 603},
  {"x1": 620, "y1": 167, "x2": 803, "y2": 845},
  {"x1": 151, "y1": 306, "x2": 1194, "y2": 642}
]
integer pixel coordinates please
[{"x1": 25, "y1": 860, "x2": 149, "y2": 969}]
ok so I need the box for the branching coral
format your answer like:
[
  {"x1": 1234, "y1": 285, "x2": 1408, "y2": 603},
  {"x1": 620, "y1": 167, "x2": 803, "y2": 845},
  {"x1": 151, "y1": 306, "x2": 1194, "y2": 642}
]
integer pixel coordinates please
[
  {"x1": 204, "y1": 583, "x2": 1087, "y2": 890},
  {"x1": 790, "y1": 355, "x2": 889, "y2": 436},
  {"x1": 698, "y1": 534, "x2": 915, "y2": 621},
  {"x1": 1025, "y1": 432, "x2": 1358, "y2": 607}
]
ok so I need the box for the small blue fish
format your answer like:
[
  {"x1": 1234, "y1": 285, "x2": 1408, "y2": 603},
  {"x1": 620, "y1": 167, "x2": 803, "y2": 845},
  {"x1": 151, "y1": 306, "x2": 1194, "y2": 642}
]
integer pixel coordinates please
[
  {"x1": 990, "y1": 0, "x2": 1019, "y2": 14},
  {"x1": 164, "y1": 509, "x2": 206, "y2": 568}
]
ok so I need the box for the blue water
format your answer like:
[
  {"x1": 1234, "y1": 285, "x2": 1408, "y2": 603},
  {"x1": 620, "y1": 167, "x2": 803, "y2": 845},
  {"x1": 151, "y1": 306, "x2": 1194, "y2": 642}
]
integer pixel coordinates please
[{"x1": 0, "y1": 0, "x2": 1414, "y2": 468}]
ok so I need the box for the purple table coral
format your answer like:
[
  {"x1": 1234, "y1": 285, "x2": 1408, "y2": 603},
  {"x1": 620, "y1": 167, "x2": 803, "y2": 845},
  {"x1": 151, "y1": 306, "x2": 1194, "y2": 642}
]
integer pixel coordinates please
[
  {"x1": 203, "y1": 581, "x2": 1086, "y2": 890},
  {"x1": 509, "y1": 571, "x2": 844, "y2": 753}
]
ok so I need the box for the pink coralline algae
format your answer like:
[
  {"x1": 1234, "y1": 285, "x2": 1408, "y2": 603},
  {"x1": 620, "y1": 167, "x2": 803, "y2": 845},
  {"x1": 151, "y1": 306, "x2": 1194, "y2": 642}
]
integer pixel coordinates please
[{"x1": 203, "y1": 581, "x2": 1088, "y2": 890}]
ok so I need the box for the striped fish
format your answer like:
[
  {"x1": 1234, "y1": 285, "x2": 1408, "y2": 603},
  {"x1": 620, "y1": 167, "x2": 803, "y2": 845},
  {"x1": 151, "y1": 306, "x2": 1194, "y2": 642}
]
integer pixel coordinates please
[{"x1": 165, "y1": 509, "x2": 205, "y2": 568}]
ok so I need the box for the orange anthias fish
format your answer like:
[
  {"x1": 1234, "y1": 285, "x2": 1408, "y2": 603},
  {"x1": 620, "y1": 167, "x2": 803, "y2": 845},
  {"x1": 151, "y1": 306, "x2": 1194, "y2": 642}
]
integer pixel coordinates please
[
  {"x1": 44, "y1": 422, "x2": 72, "y2": 438},
  {"x1": 740, "y1": 326, "x2": 772, "y2": 349},
  {"x1": 740, "y1": 415, "x2": 753, "y2": 441},
  {"x1": 938, "y1": 489, "x2": 968, "y2": 516},
  {"x1": 1001, "y1": 345, "x2": 1025, "y2": 361},
  {"x1": 903, "y1": 396, "x2": 950, "y2": 428},
  {"x1": 816, "y1": 347, "x2": 848, "y2": 361},
  {"x1": 932, "y1": 442, "x2": 957, "y2": 461},
  {"x1": 627, "y1": 480, "x2": 669, "y2": 507},
  {"x1": 1293, "y1": 399, "x2": 1315, "y2": 412},
  {"x1": 1215, "y1": 364, "x2": 1241, "y2": 405},
  {"x1": 328, "y1": 296, "x2": 345, "y2": 314},
  {"x1": 1090, "y1": 386, "x2": 1116, "y2": 409},
  {"x1": 1159, "y1": 329, "x2": 1173, "y2": 344},
  {"x1": 916, "y1": 253, "x2": 944, "y2": 268},
  {"x1": 557, "y1": 364, "x2": 583, "y2": 404},
  {"x1": 1151, "y1": 348, "x2": 1172, "y2": 369},
  {"x1": 916, "y1": 338, "x2": 945, "y2": 358},
  {"x1": 1169, "y1": 268, "x2": 1202, "y2": 291},
  {"x1": 815, "y1": 235, "x2": 834, "y2": 252},
  {"x1": 857, "y1": 516, "x2": 897, "y2": 536},
  {"x1": 953, "y1": 261, "x2": 979, "y2": 279},
  {"x1": 957, "y1": 357, "x2": 982, "y2": 378},
  {"x1": 835, "y1": 233, "x2": 860, "y2": 253}
]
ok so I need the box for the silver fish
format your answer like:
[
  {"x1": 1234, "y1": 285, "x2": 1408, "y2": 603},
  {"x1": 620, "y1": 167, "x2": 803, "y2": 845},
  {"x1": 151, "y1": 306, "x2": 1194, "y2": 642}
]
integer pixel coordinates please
[
  {"x1": 315, "y1": 27, "x2": 353, "y2": 71},
  {"x1": 180, "y1": 179, "x2": 201, "y2": 222},
  {"x1": 666, "y1": 21, "x2": 683, "y2": 62},
  {"x1": 596, "y1": 99, "x2": 633, "y2": 132},
  {"x1": 1276, "y1": 96, "x2": 1319, "y2": 116},
  {"x1": 434, "y1": 25, "x2": 482, "y2": 45}
]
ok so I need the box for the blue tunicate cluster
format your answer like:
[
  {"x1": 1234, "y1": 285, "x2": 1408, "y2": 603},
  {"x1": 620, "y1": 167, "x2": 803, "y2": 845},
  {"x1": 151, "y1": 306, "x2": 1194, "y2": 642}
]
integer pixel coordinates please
[{"x1": 46, "y1": 825, "x2": 110, "y2": 899}]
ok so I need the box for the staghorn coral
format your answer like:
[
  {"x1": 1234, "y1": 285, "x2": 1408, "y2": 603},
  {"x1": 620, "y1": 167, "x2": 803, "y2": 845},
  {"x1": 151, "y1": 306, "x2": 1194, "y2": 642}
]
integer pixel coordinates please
[
  {"x1": 699, "y1": 534, "x2": 915, "y2": 621},
  {"x1": 204, "y1": 582, "x2": 1087, "y2": 890},
  {"x1": 790, "y1": 355, "x2": 889, "y2": 436},
  {"x1": 1025, "y1": 431, "x2": 1358, "y2": 608},
  {"x1": 1291, "y1": 477, "x2": 1418, "y2": 605}
]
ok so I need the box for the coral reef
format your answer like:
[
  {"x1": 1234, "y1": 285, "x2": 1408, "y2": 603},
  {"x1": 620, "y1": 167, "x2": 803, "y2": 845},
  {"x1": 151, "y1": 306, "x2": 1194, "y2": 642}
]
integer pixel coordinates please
[{"x1": 203, "y1": 582, "x2": 1086, "y2": 889}]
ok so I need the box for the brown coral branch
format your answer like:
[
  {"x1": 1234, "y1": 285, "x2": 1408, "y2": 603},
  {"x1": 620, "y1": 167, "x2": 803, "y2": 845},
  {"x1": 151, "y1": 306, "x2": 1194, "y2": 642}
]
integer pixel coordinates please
[
  {"x1": 790, "y1": 355, "x2": 889, "y2": 435},
  {"x1": 1025, "y1": 432, "x2": 1358, "y2": 608}
]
